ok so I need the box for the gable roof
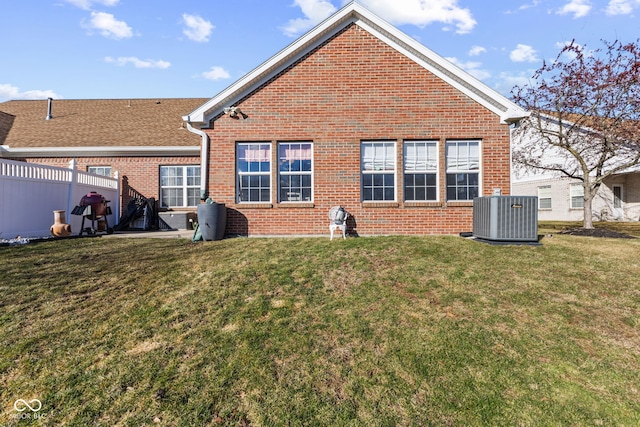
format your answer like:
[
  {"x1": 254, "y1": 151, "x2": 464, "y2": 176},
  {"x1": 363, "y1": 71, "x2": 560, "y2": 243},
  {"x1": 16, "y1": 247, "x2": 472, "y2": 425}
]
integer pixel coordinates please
[
  {"x1": 0, "y1": 98, "x2": 208, "y2": 157},
  {"x1": 185, "y1": 1, "x2": 527, "y2": 126}
]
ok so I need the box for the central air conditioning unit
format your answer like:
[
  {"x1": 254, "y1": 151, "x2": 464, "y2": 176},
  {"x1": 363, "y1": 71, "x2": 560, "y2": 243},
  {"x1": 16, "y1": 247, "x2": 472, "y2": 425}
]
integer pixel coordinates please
[{"x1": 473, "y1": 196, "x2": 538, "y2": 242}]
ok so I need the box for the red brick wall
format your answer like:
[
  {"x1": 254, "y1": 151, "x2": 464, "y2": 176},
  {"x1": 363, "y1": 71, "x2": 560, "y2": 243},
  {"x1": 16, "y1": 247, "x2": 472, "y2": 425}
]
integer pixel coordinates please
[
  {"x1": 23, "y1": 156, "x2": 200, "y2": 208},
  {"x1": 204, "y1": 24, "x2": 512, "y2": 237}
]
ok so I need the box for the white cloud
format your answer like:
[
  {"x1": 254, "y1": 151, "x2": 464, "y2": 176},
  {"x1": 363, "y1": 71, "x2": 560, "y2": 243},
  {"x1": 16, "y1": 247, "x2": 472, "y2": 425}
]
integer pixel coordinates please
[
  {"x1": 104, "y1": 57, "x2": 171, "y2": 69},
  {"x1": 281, "y1": 0, "x2": 337, "y2": 37},
  {"x1": 64, "y1": 0, "x2": 119, "y2": 10},
  {"x1": 606, "y1": 0, "x2": 640, "y2": 15},
  {"x1": 445, "y1": 57, "x2": 491, "y2": 81},
  {"x1": 510, "y1": 44, "x2": 539, "y2": 63},
  {"x1": 202, "y1": 66, "x2": 231, "y2": 80},
  {"x1": 493, "y1": 72, "x2": 533, "y2": 97},
  {"x1": 359, "y1": 0, "x2": 477, "y2": 34},
  {"x1": 83, "y1": 11, "x2": 133, "y2": 39},
  {"x1": 0, "y1": 84, "x2": 61, "y2": 102},
  {"x1": 182, "y1": 14, "x2": 214, "y2": 43},
  {"x1": 468, "y1": 46, "x2": 486, "y2": 56},
  {"x1": 556, "y1": 0, "x2": 592, "y2": 18},
  {"x1": 282, "y1": 0, "x2": 477, "y2": 37}
]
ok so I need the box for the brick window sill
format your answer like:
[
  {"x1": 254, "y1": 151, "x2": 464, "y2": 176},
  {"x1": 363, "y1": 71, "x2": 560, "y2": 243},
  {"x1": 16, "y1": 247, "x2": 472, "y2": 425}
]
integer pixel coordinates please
[
  {"x1": 235, "y1": 203, "x2": 273, "y2": 209},
  {"x1": 278, "y1": 202, "x2": 315, "y2": 208},
  {"x1": 403, "y1": 202, "x2": 443, "y2": 208},
  {"x1": 361, "y1": 202, "x2": 400, "y2": 208}
]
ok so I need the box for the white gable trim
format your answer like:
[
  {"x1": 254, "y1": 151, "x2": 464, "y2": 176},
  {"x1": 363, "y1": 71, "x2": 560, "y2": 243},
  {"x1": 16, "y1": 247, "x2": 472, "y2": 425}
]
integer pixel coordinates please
[{"x1": 185, "y1": 1, "x2": 527, "y2": 126}]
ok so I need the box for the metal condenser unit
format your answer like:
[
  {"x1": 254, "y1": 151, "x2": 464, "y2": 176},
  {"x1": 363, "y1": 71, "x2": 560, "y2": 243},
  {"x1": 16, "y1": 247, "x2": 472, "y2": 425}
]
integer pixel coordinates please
[{"x1": 473, "y1": 196, "x2": 538, "y2": 242}]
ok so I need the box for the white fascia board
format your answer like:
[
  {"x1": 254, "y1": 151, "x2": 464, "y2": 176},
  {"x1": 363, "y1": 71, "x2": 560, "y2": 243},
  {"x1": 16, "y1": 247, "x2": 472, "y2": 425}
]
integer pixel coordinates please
[
  {"x1": 0, "y1": 145, "x2": 201, "y2": 158},
  {"x1": 185, "y1": 1, "x2": 528, "y2": 126},
  {"x1": 185, "y1": 5, "x2": 358, "y2": 125}
]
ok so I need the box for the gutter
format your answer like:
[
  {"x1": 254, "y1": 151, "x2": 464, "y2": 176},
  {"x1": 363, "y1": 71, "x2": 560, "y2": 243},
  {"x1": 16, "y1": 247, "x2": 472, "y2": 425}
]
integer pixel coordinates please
[
  {"x1": 184, "y1": 116, "x2": 210, "y2": 200},
  {"x1": 0, "y1": 145, "x2": 200, "y2": 158}
]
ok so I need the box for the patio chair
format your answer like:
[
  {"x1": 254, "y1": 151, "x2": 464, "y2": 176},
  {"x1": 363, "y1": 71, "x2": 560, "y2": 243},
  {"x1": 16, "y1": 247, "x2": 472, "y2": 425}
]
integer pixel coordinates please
[{"x1": 328, "y1": 206, "x2": 348, "y2": 240}]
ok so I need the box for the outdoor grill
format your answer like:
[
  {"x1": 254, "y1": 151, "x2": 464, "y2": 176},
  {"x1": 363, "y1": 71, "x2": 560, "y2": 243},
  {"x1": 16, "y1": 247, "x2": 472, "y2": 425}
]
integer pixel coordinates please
[{"x1": 72, "y1": 191, "x2": 114, "y2": 236}]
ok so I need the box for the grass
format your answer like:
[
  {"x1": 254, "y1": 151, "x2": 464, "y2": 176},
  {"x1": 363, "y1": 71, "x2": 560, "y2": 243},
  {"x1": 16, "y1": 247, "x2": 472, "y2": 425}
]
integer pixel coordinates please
[{"x1": 1, "y1": 231, "x2": 639, "y2": 426}]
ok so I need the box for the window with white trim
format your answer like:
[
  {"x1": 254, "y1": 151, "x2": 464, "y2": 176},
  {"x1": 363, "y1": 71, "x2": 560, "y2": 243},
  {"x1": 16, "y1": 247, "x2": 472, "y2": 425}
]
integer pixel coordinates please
[
  {"x1": 361, "y1": 141, "x2": 396, "y2": 201},
  {"x1": 538, "y1": 185, "x2": 552, "y2": 210},
  {"x1": 570, "y1": 183, "x2": 584, "y2": 209},
  {"x1": 446, "y1": 140, "x2": 480, "y2": 201},
  {"x1": 237, "y1": 142, "x2": 271, "y2": 203},
  {"x1": 160, "y1": 165, "x2": 201, "y2": 208},
  {"x1": 404, "y1": 140, "x2": 438, "y2": 201},
  {"x1": 88, "y1": 166, "x2": 111, "y2": 177},
  {"x1": 278, "y1": 142, "x2": 313, "y2": 202}
]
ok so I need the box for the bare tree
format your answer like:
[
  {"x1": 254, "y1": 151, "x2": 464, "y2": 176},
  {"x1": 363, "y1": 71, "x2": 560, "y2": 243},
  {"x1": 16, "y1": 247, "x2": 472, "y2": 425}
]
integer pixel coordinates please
[{"x1": 512, "y1": 39, "x2": 640, "y2": 228}]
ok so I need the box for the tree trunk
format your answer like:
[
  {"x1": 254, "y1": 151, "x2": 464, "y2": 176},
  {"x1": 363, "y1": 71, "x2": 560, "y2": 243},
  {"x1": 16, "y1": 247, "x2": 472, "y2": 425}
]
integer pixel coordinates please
[{"x1": 583, "y1": 182, "x2": 594, "y2": 229}]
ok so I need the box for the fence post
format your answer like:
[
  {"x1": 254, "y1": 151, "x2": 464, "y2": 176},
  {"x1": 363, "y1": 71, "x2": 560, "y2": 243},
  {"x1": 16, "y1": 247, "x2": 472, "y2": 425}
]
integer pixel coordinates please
[
  {"x1": 67, "y1": 159, "x2": 78, "y2": 223},
  {"x1": 114, "y1": 170, "x2": 121, "y2": 227}
]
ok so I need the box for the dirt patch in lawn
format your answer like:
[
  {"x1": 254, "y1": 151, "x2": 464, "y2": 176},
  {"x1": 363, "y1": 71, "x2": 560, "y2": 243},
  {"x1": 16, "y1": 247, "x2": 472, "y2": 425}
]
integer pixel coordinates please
[{"x1": 558, "y1": 228, "x2": 637, "y2": 239}]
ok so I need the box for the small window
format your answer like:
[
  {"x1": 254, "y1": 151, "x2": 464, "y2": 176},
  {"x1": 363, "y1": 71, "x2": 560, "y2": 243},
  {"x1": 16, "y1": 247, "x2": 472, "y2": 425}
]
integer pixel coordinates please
[
  {"x1": 538, "y1": 185, "x2": 552, "y2": 210},
  {"x1": 88, "y1": 166, "x2": 111, "y2": 177},
  {"x1": 160, "y1": 165, "x2": 201, "y2": 208},
  {"x1": 404, "y1": 141, "x2": 438, "y2": 201},
  {"x1": 237, "y1": 143, "x2": 271, "y2": 203},
  {"x1": 278, "y1": 142, "x2": 313, "y2": 202},
  {"x1": 570, "y1": 183, "x2": 584, "y2": 209},
  {"x1": 361, "y1": 141, "x2": 396, "y2": 201},
  {"x1": 446, "y1": 140, "x2": 480, "y2": 201}
]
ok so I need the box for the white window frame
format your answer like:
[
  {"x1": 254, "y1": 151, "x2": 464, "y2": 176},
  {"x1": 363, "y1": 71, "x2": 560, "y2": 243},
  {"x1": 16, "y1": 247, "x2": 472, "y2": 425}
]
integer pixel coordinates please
[
  {"x1": 538, "y1": 185, "x2": 552, "y2": 210},
  {"x1": 570, "y1": 183, "x2": 584, "y2": 209},
  {"x1": 236, "y1": 142, "x2": 272, "y2": 203},
  {"x1": 159, "y1": 165, "x2": 201, "y2": 208},
  {"x1": 446, "y1": 140, "x2": 481, "y2": 201},
  {"x1": 278, "y1": 142, "x2": 313, "y2": 203},
  {"x1": 87, "y1": 166, "x2": 112, "y2": 177},
  {"x1": 403, "y1": 140, "x2": 438, "y2": 202},
  {"x1": 361, "y1": 140, "x2": 396, "y2": 202}
]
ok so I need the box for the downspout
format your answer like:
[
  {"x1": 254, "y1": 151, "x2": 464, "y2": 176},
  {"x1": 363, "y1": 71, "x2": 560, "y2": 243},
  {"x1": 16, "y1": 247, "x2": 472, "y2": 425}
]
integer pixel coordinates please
[{"x1": 185, "y1": 116, "x2": 209, "y2": 200}]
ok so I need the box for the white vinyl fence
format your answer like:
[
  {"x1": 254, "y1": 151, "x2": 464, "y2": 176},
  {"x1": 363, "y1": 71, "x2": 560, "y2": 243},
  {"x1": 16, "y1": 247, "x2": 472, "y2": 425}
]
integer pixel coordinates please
[{"x1": 0, "y1": 158, "x2": 120, "y2": 238}]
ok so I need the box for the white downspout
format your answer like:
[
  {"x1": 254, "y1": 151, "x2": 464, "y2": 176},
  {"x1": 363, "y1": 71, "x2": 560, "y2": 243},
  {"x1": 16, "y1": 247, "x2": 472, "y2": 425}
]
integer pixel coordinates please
[
  {"x1": 187, "y1": 116, "x2": 209, "y2": 200},
  {"x1": 185, "y1": 116, "x2": 210, "y2": 200}
]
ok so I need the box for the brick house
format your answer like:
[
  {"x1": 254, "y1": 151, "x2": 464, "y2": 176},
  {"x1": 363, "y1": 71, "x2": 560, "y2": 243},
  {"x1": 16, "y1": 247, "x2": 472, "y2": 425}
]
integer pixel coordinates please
[
  {"x1": 183, "y1": 2, "x2": 527, "y2": 236},
  {"x1": 1, "y1": 98, "x2": 208, "y2": 222}
]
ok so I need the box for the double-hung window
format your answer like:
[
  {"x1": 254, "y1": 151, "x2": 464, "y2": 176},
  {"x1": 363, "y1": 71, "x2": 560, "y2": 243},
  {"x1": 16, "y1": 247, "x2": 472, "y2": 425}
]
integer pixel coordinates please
[
  {"x1": 538, "y1": 185, "x2": 552, "y2": 209},
  {"x1": 361, "y1": 141, "x2": 396, "y2": 201},
  {"x1": 570, "y1": 183, "x2": 584, "y2": 209},
  {"x1": 278, "y1": 142, "x2": 313, "y2": 202},
  {"x1": 237, "y1": 143, "x2": 271, "y2": 203},
  {"x1": 446, "y1": 140, "x2": 480, "y2": 201},
  {"x1": 88, "y1": 166, "x2": 112, "y2": 177},
  {"x1": 404, "y1": 141, "x2": 438, "y2": 201},
  {"x1": 160, "y1": 165, "x2": 201, "y2": 208}
]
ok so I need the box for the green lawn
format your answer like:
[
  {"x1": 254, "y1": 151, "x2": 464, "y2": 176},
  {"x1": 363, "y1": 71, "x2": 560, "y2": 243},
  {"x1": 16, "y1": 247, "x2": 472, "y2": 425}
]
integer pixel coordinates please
[{"x1": 1, "y1": 232, "x2": 639, "y2": 426}]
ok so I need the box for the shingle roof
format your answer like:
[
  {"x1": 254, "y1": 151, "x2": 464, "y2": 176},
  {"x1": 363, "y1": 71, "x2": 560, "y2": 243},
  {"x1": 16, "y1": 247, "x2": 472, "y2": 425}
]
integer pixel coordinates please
[{"x1": 0, "y1": 98, "x2": 208, "y2": 150}]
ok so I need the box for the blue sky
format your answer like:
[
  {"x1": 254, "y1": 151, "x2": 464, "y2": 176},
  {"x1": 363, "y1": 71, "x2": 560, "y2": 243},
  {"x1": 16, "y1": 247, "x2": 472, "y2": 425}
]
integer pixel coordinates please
[{"x1": 0, "y1": 0, "x2": 638, "y2": 103}]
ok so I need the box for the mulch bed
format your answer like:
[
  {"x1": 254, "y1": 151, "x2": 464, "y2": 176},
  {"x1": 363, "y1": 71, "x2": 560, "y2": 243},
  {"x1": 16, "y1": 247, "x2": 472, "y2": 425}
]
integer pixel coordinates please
[{"x1": 557, "y1": 228, "x2": 637, "y2": 239}]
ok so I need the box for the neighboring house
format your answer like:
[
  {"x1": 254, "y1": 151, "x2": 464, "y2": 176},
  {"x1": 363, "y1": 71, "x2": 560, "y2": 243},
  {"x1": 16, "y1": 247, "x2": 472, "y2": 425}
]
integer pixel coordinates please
[
  {"x1": 512, "y1": 172, "x2": 640, "y2": 222},
  {"x1": 183, "y1": 2, "x2": 527, "y2": 237},
  {"x1": 0, "y1": 98, "x2": 208, "y2": 222},
  {"x1": 511, "y1": 115, "x2": 640, "y2": 222}
]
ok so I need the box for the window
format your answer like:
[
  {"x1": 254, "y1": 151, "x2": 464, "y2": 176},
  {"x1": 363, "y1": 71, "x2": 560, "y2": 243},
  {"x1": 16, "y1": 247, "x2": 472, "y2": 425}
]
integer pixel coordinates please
[
  {"x1": 538, "y1": 185, "x2": 552, "y2": 210},
  {"x1": 361, "y1": 141, "x2": 396, "y2": 201},
  {"x1": 278, "y1": 142, "x2": 313, "y2": 202},
  {"x1": 88, "y1": 166, "x2": 111, "y2": 177},
  {"x1": 404, "y1": 141, "x2": 438, "y2": 201},
  {"x1": 237, "y1": 143, "x2": 271, "y2": 203},
  {"x1": 160, "y1": 165, "x2": 201, "y2": 208},
  {"x1": 570, "y1": 183, "x2": 584, "y2": 209},
  {"x1": 446, "y1": 140, "x2": 480, "y2": 201}
]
